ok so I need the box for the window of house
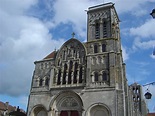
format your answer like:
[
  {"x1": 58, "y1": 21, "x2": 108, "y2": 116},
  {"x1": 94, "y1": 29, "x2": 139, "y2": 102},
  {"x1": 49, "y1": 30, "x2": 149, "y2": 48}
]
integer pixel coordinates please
[
  {"x1": 103, "y1": 21, "x2": 107, "y2": 37},
  {"x1": 94, "y1": 72, "x2": 98, "y2": 82},
  {"x1": 79, "y1": 66, "x2": 83, "y2": 83},
  {"x1": 39, "y1": 78, "x2": 43, "y2": 86},
  {"x1": 63, "y1": 51, "x2": 66, "y2": 60},
  {"x1": 45, "y1": 78, "x2": 49, "y2": 86},
  {"x1": 62, "y1": 64, "x2": 67, "y2": 84},
  {"x1": 73, "y1": 62, "x2": 78, "y2": 83},
  {"x1": 57, "y1": 69, "x2": 61, "y2": 85},
  {"x1": 58, "y1": 59, "x2": 60, "y2": 66},
  {"x1": 95, "y1": 22, "x2": 100, "y2": 39},
  {"x1": 94, "y1": 44, "x2": 98, "y2": 53},
  {"x1": 102, "y1": 72, "x2": 107, "y2": 81},
  {"x1": 102, "y1": 44, "x2": 106, "y2": 52},
  {"x1": 68, "y1": 61, "x2": 73, "y2": 84}
]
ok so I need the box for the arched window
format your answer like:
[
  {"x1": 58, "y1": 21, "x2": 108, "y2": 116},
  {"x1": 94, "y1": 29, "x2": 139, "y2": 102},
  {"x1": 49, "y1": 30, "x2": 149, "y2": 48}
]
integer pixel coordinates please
[
  {"x1": 94, "y1": 45, "x2": 98, "y2": 53},
  {"x1": 45, "y1": 78, "x2": 49, "y2": 86},
  {"x1": 102, "y1": 44, "x2": 106, "y2": 52},
  {"x1": 103, "y1": 21, "x2": 107, "y2": 37},
  {"x1": 102, "y1": 72, "x2": 107, "y2": 81},
  {"x1": 68, "y1": 61, "x2": 73, "y2": 84},
  {"x1": 79, "y1": 66, "x2": 83, "y2": 83},
  {"x1": 57, "y1": 69, "x2": 61, "y2": 85},
  {"x1": 95, "y1": 22, "x2": 100, "y2": 39},
  {"x1": 39, "y1": 78, "x2": 43, "y2": 86},
  {"x1": 58, "y1": 59, "x2": 60, "y2": 66},
  {"x1": 62, "y1": 64, "x2": 67, "y2": 84},
  {"x1": 94, "y1": 72, "x2": 98, "y2": 82},
  {"x1": 63, "y1": 51, "x2": 66, "y2": 60},
  {"x1": 73, "y1": 62, "x2": 78, "y2": 83}
]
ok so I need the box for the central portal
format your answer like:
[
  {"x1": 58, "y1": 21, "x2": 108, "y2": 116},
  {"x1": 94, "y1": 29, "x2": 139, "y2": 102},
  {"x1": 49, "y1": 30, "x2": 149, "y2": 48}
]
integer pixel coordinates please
[{"x1": 60, "y1": 111, "x2": 79, "y2": 116}]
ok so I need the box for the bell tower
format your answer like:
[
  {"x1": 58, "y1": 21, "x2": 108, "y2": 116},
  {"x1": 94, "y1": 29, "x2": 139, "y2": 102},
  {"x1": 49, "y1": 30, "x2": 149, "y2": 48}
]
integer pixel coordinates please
[
  {"x1": 87, "y1": 2, "x2": 120, "y2": 41},
  {"x1": 85, "y1": 3, "x2": 128, "y2": 115},
  {"x1": 86, "y1": 2, "x2": 124, "y2": 89}
]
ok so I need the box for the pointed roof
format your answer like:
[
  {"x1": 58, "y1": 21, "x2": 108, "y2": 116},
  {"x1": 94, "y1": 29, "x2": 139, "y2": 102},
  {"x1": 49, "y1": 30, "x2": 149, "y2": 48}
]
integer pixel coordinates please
[{"x1": 43, "y1": 51, "x2": 57, "y2": 60}]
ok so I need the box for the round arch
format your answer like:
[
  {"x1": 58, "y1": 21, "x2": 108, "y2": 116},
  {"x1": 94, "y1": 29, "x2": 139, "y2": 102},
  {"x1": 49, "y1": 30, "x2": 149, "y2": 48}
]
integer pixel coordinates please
[
  {"x1": 50, "y1": 91, "x2": 83, "y2": 116},
  {"x1": 30, "y1": 104, "x2": 48, "y2": 116},
  {"x1": 55, "y1": 38, "x2": 87, "y2": 66},
  {"x1": 85, "y1": 103, "x2": 111, "y2": 116}
]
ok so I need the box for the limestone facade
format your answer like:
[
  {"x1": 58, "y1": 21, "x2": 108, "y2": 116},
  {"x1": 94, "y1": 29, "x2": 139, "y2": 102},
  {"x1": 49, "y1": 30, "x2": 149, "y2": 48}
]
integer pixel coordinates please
[{"x1": 27, "y1": 2, "x2": 147, "y2": 116}]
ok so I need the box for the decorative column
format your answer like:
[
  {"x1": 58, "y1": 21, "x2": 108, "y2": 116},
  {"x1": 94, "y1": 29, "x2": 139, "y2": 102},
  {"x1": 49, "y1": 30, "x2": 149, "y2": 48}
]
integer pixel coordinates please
[
  {"x1": 99, "y1": 43, "x2": 102, "y2": 53},
  {"x1": 100, "y1": 20, "x2": 103, "y2": 38},
  {"x1": 36, "y1": 78, "x2": 40, "y2": 87},
  {"x1": 71, "y1": 63, "x2": 74, "y2": 85},
  {"x1": 92, "y1": 24, "x2": 95, "y2": 40},
  {"x1": 76, "y1": 67, "x2": 80, "y2": 84},
  {"x1": 43, "y1": 76, "x2": 46, "y2": 86},
  {"x1": 82, "y1": 67, "x2": 85, "y2": 84},
  {"x1": 66, "y1": 71, "x2": 68, "y2": 85},
  {"x1": 60, "y1": 69, "x2": 63, "y2": 85}
]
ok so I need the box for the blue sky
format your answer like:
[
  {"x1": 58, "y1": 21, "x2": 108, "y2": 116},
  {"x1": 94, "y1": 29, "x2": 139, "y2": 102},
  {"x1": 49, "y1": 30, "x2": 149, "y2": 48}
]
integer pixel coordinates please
[{"x1": 0, "y1": 0, "x2": 155, "y2": 112}]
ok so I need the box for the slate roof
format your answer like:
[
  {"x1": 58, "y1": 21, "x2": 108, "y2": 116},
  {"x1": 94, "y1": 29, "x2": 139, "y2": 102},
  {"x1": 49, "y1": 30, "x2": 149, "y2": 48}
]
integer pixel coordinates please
[{"x1": 44, "y1": 51, "x2": 57, "y2": 59}]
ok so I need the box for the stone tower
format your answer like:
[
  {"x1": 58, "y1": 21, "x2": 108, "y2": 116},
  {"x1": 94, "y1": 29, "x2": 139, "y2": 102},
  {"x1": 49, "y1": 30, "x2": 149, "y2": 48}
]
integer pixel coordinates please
[{"x1": 27, "y1": 2, "x2": 147, "y2": 116}]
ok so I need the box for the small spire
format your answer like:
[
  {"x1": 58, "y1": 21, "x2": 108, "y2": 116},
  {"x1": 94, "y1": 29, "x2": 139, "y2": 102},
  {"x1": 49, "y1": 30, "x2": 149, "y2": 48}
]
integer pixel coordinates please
[{"x1": 72, "y1": 32, "x2": 75, "y2": 38}]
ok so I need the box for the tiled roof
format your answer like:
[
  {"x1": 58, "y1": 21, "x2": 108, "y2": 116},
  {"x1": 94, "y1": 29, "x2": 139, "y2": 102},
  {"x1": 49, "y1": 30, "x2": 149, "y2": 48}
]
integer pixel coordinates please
[
  {"x1": 147, "y1": 113, "x2": 155, "y2": 116},
  {"x1": 0, "y1": 101, "x2": 16, "y2": 112},
  {"x1": 44, "y1": 51, "x2": 56, "y2": 59}
]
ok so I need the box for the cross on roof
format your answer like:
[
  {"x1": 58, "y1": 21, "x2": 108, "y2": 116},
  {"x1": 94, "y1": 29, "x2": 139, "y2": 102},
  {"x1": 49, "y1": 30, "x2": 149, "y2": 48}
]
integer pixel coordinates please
[{"x1": 72, "y1": 32, "x2": 75, "y2": 38}]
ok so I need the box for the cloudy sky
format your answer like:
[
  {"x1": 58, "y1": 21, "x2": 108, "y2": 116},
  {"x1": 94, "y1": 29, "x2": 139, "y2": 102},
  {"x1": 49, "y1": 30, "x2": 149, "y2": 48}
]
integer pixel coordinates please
[{"x1": 0, "y1": 0, "x2": 155, "y2": 112}]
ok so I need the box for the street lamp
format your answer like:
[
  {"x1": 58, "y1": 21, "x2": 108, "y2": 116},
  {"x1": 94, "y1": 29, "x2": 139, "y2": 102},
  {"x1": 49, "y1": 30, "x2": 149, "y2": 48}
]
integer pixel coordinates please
[
  {"x1": 144, "y1": 91, "x2": 152, "y2": 99},
  {"x1": 150, "y1": 8, "x2": 155, "y2": 18},
  {"x1": 143, "y1": 82, "x2": 155, "y2": 99}
]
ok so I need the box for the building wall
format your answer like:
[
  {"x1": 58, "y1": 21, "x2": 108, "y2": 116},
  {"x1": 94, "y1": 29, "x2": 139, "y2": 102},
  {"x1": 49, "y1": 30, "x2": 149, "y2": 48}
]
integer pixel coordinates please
[{"x1": 27, "y1": 2, "x2": 147, "y2": 116}]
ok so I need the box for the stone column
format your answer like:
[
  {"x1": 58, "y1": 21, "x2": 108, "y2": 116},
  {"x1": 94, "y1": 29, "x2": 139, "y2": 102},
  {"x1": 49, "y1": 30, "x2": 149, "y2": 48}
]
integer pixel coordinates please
[
  {"x1": 99, "y1": 43, "x2": 102, "y2": 53},
  {"x1": 66, "y1": 71, "x2": 68, "y2": 85},
  {"x1": 100, "y1": 20, "x2": 103, "y2": 38},
  {"x1": 77, "y1": 68, "x2": 80, "y2": 84}
]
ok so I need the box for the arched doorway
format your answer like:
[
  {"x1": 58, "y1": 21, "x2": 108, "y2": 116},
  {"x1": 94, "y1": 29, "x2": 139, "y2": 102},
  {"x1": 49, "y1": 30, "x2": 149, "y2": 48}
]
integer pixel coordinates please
[
  {"x1": 31, "y1": 105, "x2": 47, "y2": 116},
  {"x1": 86, "y1": 103, "x2": 111, "y2": 116},
  {"x1": 50, "y1": 91, "x2": 83, "y2": 116},
  {"x1": 60, "y1": 110, "x2": 79, "y2": 116}
]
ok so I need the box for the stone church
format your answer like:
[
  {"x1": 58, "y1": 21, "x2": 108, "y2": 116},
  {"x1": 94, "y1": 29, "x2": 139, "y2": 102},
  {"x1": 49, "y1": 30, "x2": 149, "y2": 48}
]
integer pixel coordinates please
[{"x1": 27, "y1": 2, "x2": 147, "y2": 116}]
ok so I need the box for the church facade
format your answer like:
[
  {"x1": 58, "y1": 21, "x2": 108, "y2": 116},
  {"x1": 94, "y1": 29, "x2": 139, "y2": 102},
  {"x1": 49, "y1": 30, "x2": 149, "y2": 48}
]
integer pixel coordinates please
[{"x1": 27, "y1": 3, "x2": 147, "y2": 116}]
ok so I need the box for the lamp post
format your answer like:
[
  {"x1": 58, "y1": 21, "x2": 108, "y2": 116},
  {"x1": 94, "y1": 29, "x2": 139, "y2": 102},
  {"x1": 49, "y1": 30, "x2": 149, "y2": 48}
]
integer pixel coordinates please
[
  {"x1": 150, "y1": 8, "x2": 155, "y2": 18},
  {"x1": 143, "y1": 82, "x2": 155, "y2": 99}
]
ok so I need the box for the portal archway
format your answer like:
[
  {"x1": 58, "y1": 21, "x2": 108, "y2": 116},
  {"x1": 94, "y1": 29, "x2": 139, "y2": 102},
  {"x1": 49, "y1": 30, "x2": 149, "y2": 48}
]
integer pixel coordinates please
[
  {"x1": 30, "y1": 105, "x2": 47, "y2": 116},
  {"x1": 85, "y1": 103, "x2": 111, "y2": 116},
  {"x1": 50, "y1": 91, "x2": 83, "y2": 116}
]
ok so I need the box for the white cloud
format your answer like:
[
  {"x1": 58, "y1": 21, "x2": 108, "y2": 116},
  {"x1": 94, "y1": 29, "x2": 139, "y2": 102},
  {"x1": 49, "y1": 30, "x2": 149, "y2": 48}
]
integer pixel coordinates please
[
  {"x1": 105, "y1": 0, "x2": 155, "y2": 15},
  {"x1": 0, "y1": 0, "x2": 154, "y2": 101},
  {"x1": 51, "y1": 0, "x2": 100, "y2": 38},
  {"x1": 130, "y1": 19, "x2": 155, "y2": 38},
  {"x1": 133, "y1": 38, "x2": 155, "y2": 50},
  {"x1": 0, "y1": 0, "x2": 37, "y2": 15},
  {"x1": 122, "y1": 45, "x2": 129, "y2": 61},
  {"x1": 150, "y1": 54, "x2": 155, "y2": 59},
  {"x1": 0, "y1": 0, "x2": 65, "y2": 96}
]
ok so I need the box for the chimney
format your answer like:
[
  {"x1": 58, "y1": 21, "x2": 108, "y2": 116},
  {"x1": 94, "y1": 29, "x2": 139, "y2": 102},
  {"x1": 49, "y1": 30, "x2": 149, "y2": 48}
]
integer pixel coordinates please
[{"x1": 5, "y1": 102, "x2": 9, "y2": 110}]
